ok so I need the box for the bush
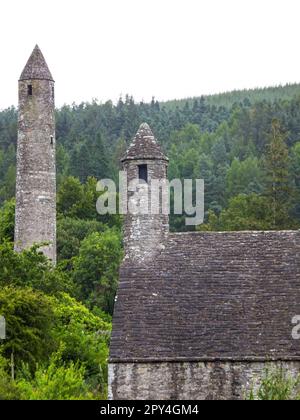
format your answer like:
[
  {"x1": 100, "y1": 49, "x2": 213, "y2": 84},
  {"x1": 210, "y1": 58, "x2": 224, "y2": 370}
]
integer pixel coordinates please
[
  {"x1": 0, "y1": 352, "x2": 21, "y2": 400},
  {"x1": 249, "y1": 368, "x2": 300, "y2": 400},
  {"x1": 16, "y1": 350, "x2": 93, "y2": 400},
  {"x1": 50, "y1": 293, "x2": 110, "y2": 395}
]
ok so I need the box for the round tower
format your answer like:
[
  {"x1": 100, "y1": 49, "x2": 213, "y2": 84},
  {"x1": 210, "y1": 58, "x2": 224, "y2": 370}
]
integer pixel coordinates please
[
  {"x1": 121, "y1": 123, "x2": 169, "y2": 264},
  {"x1": 14, "y1": 45, "x2": 56, "y2": 264}
]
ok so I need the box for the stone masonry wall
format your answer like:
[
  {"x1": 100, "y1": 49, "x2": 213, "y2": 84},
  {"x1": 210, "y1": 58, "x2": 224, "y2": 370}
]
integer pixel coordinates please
[
  {"x1": 122, "y1": 159, "x2": 169, "y2": 264},
  {"x1": 108, "y1": 361, "x2": 300, "y2": 400},
  {"x1": 15, "y1": 78, "x2": 56, "y2": 263}
]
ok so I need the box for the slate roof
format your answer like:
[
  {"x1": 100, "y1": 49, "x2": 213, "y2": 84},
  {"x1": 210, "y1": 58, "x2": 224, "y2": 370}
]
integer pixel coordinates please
[
  {"x1": 121, "y1": 123, "x2": 168, "y2": 162},
  {"x1": 19, "y1": 45, "x2": 54, "y2": 81},
  {"x1": 110, "y1": 230, "x2": 300, "y2": 362}
]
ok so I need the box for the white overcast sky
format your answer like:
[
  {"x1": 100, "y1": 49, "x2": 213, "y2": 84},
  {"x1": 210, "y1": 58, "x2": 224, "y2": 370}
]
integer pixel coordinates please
[{"x1": 1, "y1": 0, "x2": 300, "y2": 109}]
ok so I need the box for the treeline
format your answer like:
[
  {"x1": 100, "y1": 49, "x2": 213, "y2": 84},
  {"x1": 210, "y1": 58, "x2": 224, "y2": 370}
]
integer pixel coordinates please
[
  {"x1": 165, "y1": 83, "x2": 300, "y2": 109},
  {"x1": 1, "y1": 84, "x2": 300, "y2": 227}
]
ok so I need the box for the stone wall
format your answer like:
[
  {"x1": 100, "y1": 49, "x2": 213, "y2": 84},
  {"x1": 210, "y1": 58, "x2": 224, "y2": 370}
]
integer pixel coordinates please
[
  {"x1": 122, "y1": 158, "x2": 169, "y2": 264},
  {"x1": 108, "y1": 361, "x2": 300, "y2": 400}
]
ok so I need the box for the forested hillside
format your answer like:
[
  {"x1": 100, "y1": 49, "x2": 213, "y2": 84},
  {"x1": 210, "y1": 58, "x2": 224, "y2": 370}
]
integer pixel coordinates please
[
  {"x1": 164, "y1": 83, "x2": 300, "y2": 109},
  {"x1": 1, "y1": 83, "x2": 300, "y2": 398},
  {"x1": 1, "y1": 83, "x2": 300, "y2": 228}
]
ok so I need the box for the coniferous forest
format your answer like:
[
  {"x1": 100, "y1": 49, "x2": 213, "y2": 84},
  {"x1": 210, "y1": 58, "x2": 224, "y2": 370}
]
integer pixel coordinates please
[{"x1": 1, "y1": 83, "x2": 300, "y2": 398}]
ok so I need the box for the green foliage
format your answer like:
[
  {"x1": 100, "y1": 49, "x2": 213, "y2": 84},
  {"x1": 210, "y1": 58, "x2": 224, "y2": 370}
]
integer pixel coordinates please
[
  {"x1": 16, "y1": 350, "x2": 94, "y2": 400},
  {"x1": 2, "y1": 86, "x2": 300, "y2": 399},
  {"x1": 0, "y1": 241, "x2": 76, "y2": 296},
  {"x1": 72, "y1": 230, "x2": 123, "y2": 314},
  {"x1": 0, "y1": 286, "x2": 56, "y2": 368},
  {"x1": 50, "y1": 293, "x2": 110, "y2": 394},
  {"x1": 0, "y1": 134, "x2": 16, "y2": 205},
  {"x1": 70, "y1": 133, "x2": 110, "y2": 183},
  {"x1": 0, "y1": 352, "x2": 22, "y2": 400},
  {"x1": 56, "y1": 144, "x2": 70, "y2": 186},
  {"x1": 264, "y1": 119, "x2": 294, "y2": 228},
  {"x1": 57, "y1": 217, "x2": 106, "y2": 262},
  {"x1": 57, "y1": 176, "x2": 85, "y2": 217},
  {"x1": 0, "y1": 198, "x2": 15, "y2": 242},
  {"x1": 165, "y1": 83, "x2": 300, "y2": 110},
  {"x1": 226, "y1": 157, "x2": 264, "y2": 198},
  {"x1": 57, "y1": 176, "x2": 121, "y2": 228},
  {"x1": 0, "y1": 164, "x2": 15, "y2": 205},
  {"x1": 2, "y1": 86, "x2": 300, "y2": 230},
  {"x1": 0, "y1": 179, "x2": 117, "y2": 398},
  {"x1": 199, "y1": 194, "x2": 273, "y2": 231},
  {"x1": 0, "y1": 284, "x2": 111, "y2": 398},
  {"x1": 290, "y1": 141, "x2": 300, "y2": 219},
  {"x1": 249, "y1": 368, "x2": 300, "y2": 400}
]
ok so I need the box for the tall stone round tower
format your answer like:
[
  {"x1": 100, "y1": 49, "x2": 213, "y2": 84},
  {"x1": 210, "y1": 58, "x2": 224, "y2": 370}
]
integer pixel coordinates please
[
  {"x1": 14, "y1": 45, "x2": 56, "y2": 264},
  {"x1": 121, "y1": 123, "x2": 169, "y2": 264}
]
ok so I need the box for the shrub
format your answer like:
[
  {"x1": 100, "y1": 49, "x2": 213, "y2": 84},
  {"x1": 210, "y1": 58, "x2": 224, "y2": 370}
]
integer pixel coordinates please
[
  {"x1": 249, "y1": 368, "x2": 300, "y2": 400},
  {"x1": 16, "y1": 351, "x2": 93, "y2": 400}
]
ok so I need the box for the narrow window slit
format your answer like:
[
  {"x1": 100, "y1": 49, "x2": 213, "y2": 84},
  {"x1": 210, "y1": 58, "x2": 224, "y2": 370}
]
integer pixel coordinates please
[{"x1": 138, "y1": 164, "x2": 148, "y2": 183}]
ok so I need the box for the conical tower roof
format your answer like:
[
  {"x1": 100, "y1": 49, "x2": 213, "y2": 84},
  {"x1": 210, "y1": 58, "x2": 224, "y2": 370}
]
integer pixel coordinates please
[
  {"x1": 121, "y1": 123, "x2": 168, "y2": 162},
  {"x1": 19, "y1": 45, "x2": 54, "y2": 81}
]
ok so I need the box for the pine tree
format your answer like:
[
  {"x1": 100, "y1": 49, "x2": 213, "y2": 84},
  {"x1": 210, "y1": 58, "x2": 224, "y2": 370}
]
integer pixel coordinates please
[{"x1": 264, "y1": 119, "x2": 293, "y2": 229}]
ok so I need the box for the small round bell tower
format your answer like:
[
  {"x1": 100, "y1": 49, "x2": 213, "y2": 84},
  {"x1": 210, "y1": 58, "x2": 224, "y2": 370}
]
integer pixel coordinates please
[{"x1": 121, "y1": 123, "x2": 169, "y2": 264}]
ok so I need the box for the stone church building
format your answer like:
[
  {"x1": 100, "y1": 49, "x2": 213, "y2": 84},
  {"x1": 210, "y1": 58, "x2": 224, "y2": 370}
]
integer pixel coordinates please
[
  {"x1": 109, "y1": 123, "x2": 300, "y2": 399},
  {"x1": 14, "y1": 46, "x2": 300, "y2": 400}
]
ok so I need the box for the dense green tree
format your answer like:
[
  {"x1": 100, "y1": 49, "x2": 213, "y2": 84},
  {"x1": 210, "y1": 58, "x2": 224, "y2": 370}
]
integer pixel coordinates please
[
  {"x1": 0, "y1": 165, "x2": 16, "y2": 205},
  {"x1": 56, "y1": 144, "x2": 70, "y2": 186},
  {"x1": 57, "y1": 217, "x2": 106, "y2": 262},
  {"x1": 0, "y1": 198, "x2": 15, "y2": 242},
  {"x1": 0, "y1": 286, "x2": 56, "y2": 368},
  {"x1": 50, "y1": 293, "x2": 110, "y2": 393},
  {"x1": 226, "y1": 157, "x2": 264, "y2": 198},
  {"x1": 290, "y1": 141, "x2": 300, "y2": 218},
  {"x1": 264, "y1": 119, "x2": 294, "y2": 228},
  {"x1": 0, "y1": 241, "x2": 111, "y2": 398},
  {"x1": 57, "y1": 176, "x2": 84, "y2": 217},
  {"x1": 197, "y1": 153, "x2": 216, "y2": 215},
  {"x1": 199, "y1": 194, "x2": 273, "y2": 231},
  {"x1": 72, "y1": 230, "x2": 123, "y2": 314},
  {"x1": 0, "y1": 241, "x2": 76, "y2": 296},
  {"x1": 57, "y1": 176, "x2": 121, "y2": 228}
]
